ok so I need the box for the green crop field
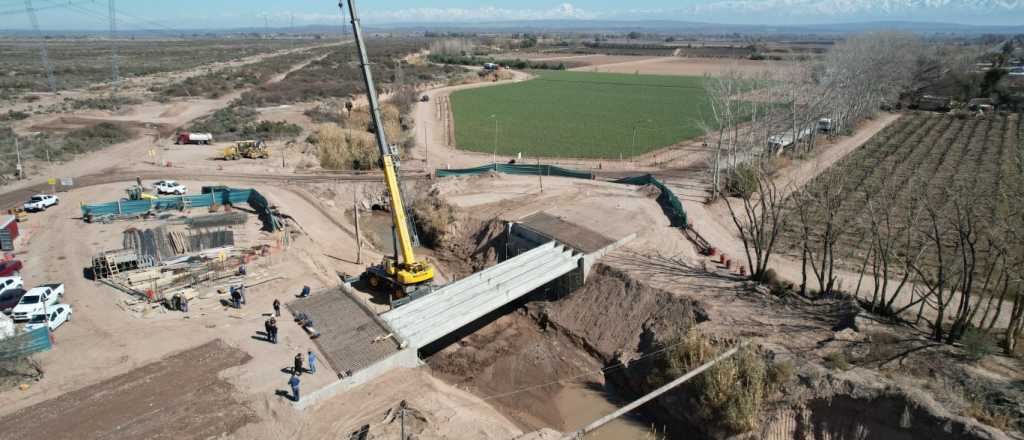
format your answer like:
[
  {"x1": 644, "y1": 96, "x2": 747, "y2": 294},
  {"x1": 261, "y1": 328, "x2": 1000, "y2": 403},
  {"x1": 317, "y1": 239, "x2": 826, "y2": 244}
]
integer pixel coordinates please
[{"x1": 450, "y1": 71, "x2": 715, "y2": 158}]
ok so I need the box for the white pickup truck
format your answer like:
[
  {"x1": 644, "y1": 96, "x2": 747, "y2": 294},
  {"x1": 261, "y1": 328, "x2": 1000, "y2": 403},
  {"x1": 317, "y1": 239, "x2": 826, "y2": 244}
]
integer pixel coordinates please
[
  {"x1": 24, "y1": 303, "x2": 72, "y2": 332},
  {"x1": 23, "y1": 194, "x2": 59, "y2": 212},
  {"x1": 11, "y1": 284, "x2": 64, "y2": 322}
]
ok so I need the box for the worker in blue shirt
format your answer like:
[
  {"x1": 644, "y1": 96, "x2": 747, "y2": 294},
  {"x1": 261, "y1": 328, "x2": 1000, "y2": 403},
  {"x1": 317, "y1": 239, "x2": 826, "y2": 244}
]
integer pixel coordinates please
[
  {"x1": 288, "y1": 374, "x2": 300, "y2": 402},
  {"x1": 300, "y1": 285, "x2": 311, "y2": 297},
  {"x1": 307, "y1": 350, "x2": 317, "y2": 374}
]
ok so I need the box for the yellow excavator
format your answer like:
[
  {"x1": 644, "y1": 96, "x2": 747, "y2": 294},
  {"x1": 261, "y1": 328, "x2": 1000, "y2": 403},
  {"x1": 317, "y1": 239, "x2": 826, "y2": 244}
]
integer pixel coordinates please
[{"x1": 344, "y1": 0, "x2": 434, "y2": 301}]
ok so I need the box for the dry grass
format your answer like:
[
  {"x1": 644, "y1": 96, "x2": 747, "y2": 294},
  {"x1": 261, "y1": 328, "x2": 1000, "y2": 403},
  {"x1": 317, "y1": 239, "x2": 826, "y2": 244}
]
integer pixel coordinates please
[
  {"x1": 824, "y1": 351, "x2": 851, "y2": 371},
  {"x1": 649, "y1": 330, "x2": 769, "y2": 435},
  {"x1": 309, "y1": 124, "x2": 378, "y2": 170},
  {"x1": 309, "y1": 102, "x2": 407, "y2": 170},
  {"x1": 411, "y1": 188, "x2": 457, "y2": 248},
  {"x1": 964, "y1": 393, "x2": 1014, "y2": 430}
]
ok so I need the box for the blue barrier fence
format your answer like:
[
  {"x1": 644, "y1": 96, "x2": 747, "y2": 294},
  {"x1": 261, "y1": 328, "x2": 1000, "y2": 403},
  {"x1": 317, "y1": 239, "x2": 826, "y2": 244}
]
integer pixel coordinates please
[
  {"x1": 0, "y1": 327, "x2": 52, "y2": 360},
  {"x1": 81, "y1": 189, "x2": 255, "y2": 218}
]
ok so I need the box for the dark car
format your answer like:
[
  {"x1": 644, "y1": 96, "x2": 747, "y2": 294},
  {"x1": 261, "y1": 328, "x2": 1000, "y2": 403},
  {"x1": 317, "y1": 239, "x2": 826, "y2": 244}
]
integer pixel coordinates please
[
  {"x1": 0, "y1": 288, "x2": 27, "y2": 315},
  {"x1": 0, "y1": 260, "x2": 22, "y2": 277}
]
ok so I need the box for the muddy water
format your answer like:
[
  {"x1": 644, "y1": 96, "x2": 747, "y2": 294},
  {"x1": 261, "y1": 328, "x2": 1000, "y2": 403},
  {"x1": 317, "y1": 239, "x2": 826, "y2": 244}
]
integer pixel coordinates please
[
  {"x1": 554, "y1": 382, "x2": 663, "y2": 440},
  {"x1": 359, "y1": 210, "x2": 396, "y2": 251}
]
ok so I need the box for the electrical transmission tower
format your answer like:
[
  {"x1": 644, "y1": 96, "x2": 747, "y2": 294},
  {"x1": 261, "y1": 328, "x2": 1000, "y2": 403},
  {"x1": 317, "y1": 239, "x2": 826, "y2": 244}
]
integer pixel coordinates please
[
  {"x1": 108, "y1": 0, "x2": 120, "y2": 92},
  {"x1": 23, "y1": 0, "x2": 57, "y2": 93}
]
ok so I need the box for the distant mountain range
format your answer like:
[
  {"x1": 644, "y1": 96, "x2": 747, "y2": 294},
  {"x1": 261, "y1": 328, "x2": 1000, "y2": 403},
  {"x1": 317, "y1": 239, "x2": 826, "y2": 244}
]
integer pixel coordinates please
[{"x1": 1, "y1": 19, "x2": 1023, "y2": 37}]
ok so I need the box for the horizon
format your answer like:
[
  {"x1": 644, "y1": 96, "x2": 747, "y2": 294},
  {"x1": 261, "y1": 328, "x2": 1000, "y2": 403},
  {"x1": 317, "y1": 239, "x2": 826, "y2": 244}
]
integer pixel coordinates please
[{"x1": 1, "y1": 1, "x2": 1024, "y2": 32}]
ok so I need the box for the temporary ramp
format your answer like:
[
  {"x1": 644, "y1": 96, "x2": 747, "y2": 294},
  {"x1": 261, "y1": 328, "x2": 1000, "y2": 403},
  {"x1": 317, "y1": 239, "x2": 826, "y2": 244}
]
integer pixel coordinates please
[{"x1": 381, "y1": 241, "x2": 580, "y2": 349}]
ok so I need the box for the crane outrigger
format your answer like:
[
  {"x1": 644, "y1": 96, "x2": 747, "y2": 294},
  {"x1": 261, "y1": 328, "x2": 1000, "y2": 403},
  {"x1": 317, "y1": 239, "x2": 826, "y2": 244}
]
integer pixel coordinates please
[{"x1": 340, "y1": 0, "x2": 435, "y2": 301}]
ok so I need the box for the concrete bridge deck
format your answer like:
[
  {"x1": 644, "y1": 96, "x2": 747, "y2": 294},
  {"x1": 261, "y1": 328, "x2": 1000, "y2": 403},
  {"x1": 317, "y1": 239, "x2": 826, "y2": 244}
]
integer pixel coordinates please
[{"x1": 381, "y1": 240, "x2": 581, "y2": 349}]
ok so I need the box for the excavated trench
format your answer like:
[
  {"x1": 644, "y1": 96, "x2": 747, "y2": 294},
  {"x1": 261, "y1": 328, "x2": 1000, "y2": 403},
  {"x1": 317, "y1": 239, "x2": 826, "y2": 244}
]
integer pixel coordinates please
[{"x1": 424, "y1": 219, "x2": 1012, "y2": 440}]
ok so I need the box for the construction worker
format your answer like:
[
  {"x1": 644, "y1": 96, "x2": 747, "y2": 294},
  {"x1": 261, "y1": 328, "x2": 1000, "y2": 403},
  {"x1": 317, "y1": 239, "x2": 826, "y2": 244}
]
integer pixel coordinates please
[
  {"x1": 239, "y1": 285, "x2": 247, "y2": 305},
  {"x1": 294, "y1": 353, "x2": 303, "y2": 375},
  {"x1": 264, "y1": 319, "x2": 273, "y2": 343},
  {"x1": 269, "y1": 318, "x2": 278, "y2": 344},
  {"x1": 307, "y1": 350, "x2": 317, "y2": 374},
  {"x1": 273, "y1": 299, "x2": 281, "y2": 317},
  {"x1": 238, "y1": 264, "x2": 247, "y2": 276},
  {"x1": 230, "y1": 287, "x2": 241, "y2": 309},
  {"x1": 180, "y1": 295, "x2": 189, "y2": 313},
  {"x1": 288, "y1": 374, "x2": 300, "y2": 402},
  {"x1": 299, "y1": 285, "x2": 311, "y2": 298}
]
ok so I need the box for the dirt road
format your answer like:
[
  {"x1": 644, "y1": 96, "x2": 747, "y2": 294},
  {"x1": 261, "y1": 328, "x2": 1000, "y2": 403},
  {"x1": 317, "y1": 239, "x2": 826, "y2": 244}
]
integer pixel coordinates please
[
  {"x1": 0, "y1": 340, "x2": 255, "y2": 440},
  {"x1": 2, "y1": 47, "x2": 334, "y2": 201},
  {"x1": 410, "y1": 70, "x2": 533, "y2": 170}
]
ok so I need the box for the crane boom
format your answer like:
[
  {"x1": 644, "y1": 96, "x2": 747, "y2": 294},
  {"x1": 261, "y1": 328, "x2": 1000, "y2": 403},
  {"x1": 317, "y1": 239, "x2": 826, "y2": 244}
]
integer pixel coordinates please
[{"x1": 341, "y1": 0, "x2": 433, "y2": 290}]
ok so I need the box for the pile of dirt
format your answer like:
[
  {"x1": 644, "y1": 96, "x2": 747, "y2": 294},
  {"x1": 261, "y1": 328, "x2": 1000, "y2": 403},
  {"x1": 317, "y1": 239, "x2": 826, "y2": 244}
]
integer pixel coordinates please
[
  {"x1": 430, "y1": 216, "x2": 506, "y2": 279},
  {"x1": 427, "y1": 312, "x2": 602, "y2": 432},
  {"x1": 539, "y1": 264, "x2": 707, "y2": 363}
]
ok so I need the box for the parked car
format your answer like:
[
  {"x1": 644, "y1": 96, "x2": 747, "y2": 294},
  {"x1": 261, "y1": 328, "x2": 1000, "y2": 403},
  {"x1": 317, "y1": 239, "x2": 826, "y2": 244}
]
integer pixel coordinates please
[
  {"x1": 24, "y1": 304, "x2": 72, "y2": 332},
  {"x1": 153, "y1": 180, "x2": 188, "y2": 195},
  {"x1": 0, "y1": 276, "x2": 24, "y2": 296},
  {"x1": 23, "y1": 194, "x2": 59, "y2": 212},
  {"x1": 11, "y1": 283, "x2": 64, "y2": 322},
  {"x1": 0, "y1": 260, "x2": 23, "y2": 277},
  {"x1": 0, "y1": 288, "x2": 26, "y2": 315}
]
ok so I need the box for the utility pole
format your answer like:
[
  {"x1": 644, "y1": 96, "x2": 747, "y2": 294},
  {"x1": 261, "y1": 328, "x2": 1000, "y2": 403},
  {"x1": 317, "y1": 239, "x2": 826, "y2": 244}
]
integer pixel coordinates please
[
  {"x1": 353, "y1": 186, "x2": 361, "y2": 264},
  {"x1": 491, "y1": 114, "x2": 498, "y2": 164},
  {"x1": 108, "y1": 0, "x2": 120, "y2": 93},
  {"x1": 24, "y1": 0, "x2": 57, "y2": 94},
  {"x1": 14, "y1": 136, "x2": 23, "y2": 180},
  {"x1": 423, "y1": 124, "x2": 428, "y2": 170},
  {"x1": 537, "y1": 156, "x2": 543, "y2": 193}
]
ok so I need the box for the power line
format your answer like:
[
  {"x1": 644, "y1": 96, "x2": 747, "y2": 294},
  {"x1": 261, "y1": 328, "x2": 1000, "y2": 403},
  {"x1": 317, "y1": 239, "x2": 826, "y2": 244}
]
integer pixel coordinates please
[
  {"x1": 108, "y1": 0, "x2": 119, "y2": 92},
  {"x1": 23, "y1": 0, "x2": 58, "y2": 93},
  {"x1": 0, "y1": 0, "x2": 90, "y2": 17}
]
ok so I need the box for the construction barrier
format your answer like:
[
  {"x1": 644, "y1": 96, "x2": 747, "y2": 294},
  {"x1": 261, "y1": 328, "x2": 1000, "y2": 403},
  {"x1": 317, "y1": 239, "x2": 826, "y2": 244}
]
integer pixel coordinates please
[
  {"x1": 80, "y1": 187, "x2": 283, "y2": 231},
  {"x1": 0, "y1": 327, "x2": 52, "y2": 360},
  {"x1": 614, "y1": 174, "x2": 689, "y2": 228},
  {"x1": 436, "y1": 163, "x2": 594, "y2": 180}
]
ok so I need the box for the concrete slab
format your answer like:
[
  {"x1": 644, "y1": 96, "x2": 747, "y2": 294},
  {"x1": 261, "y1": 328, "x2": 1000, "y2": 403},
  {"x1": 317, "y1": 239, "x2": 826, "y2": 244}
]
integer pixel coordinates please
[
  {"x1": 288, "y1": 288, "x2": 400, "y2": 376},
  {"x1": 381, "y1": 241, "x2": 581, "y2": 348},
  {"x1": 518, "y1": 212, "x2": 615, "y2": 254}
]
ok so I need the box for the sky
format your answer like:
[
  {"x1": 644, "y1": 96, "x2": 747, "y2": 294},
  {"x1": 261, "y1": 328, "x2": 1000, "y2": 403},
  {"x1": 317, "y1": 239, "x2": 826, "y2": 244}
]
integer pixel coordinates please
[{"x1": 2, "y1": 0, "x2": 1024, "y2": 30}]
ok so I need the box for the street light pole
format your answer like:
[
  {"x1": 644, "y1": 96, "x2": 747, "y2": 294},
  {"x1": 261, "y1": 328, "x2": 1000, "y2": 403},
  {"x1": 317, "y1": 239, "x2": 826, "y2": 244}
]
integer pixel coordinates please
[
  {"x1": 491, "y1": 114, "x2": 498, "y2": 165},
  {"x1": 630, "y1": 126, "x2": 637, "y2": 163}
]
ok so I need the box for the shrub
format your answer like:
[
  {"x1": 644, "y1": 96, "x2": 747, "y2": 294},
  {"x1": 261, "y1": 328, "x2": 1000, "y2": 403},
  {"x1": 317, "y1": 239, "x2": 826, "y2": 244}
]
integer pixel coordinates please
[
  {"x1": 69, "y1": 96, "x2": 141, "y2": 110},
  {"x1": 648, "y1": 330, "x2": 768, "y2": 436},
  {"x1": 411, "y1": 191, "x2": 456, "y2": 248},
  {"x1": 310, "y1": 124, "x2": 378, "y2": 170},
  {"x1": 185, "y1": 105, "x2": 302, "y2": 142},
  {"x1": 964, "y1": 391, "x2": 1013, "y2": 430},
  {"x1": 961, "y1": 328, "x2": 995, "y2": 361},
  {"x1": 724, "y1": 163, "x2": 759, "y2": 198},
  {"x1": 767, "y1": 359, "x2": 795, "y2": 391},
  {"x1": 824, "y1": 351, "x2": 850, "y2": 370},
  {"x1": 0, "y1": 110, "x2": 29, "y2": 121}
]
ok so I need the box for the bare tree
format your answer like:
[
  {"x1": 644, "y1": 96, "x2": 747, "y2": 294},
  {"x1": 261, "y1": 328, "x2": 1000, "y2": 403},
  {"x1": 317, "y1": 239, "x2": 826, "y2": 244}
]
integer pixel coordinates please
[{"x1": 724, "y1": 162, "x2": 789, "y2": 279}]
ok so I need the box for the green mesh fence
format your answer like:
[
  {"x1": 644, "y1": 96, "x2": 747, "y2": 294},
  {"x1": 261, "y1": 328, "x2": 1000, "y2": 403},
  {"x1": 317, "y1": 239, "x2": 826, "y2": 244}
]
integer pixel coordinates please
[
  {"x1": 435, "y1": 163, "x2": 594, "y2": 180},
  {"x1": 614, "y1": 174, "x2": 688, "y2": 228}
]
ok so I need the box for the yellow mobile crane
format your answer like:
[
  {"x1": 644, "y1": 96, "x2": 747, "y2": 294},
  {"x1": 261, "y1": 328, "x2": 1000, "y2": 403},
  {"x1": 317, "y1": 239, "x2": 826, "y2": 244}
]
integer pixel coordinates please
[{"x1": 342, "y1": 0, "x2": 434, "y2": 300}]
